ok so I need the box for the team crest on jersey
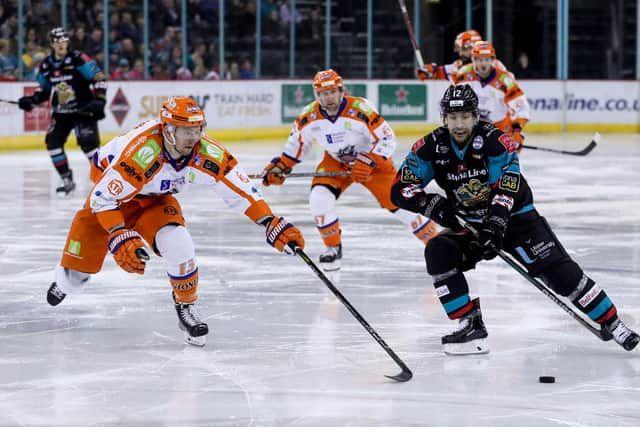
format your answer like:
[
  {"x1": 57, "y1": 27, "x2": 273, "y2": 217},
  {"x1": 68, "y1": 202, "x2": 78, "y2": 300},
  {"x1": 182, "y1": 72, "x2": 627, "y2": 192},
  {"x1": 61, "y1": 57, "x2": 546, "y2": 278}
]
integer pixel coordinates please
[
  {"x1": 472, "y1": 136, "x2": 484, "y2": 150},
  {"x1": 133, "y1": 139, "x2": 161, "y2": 168},
  {"x1": 454, "y1": 178, "x2": 490, "y2": 208}
]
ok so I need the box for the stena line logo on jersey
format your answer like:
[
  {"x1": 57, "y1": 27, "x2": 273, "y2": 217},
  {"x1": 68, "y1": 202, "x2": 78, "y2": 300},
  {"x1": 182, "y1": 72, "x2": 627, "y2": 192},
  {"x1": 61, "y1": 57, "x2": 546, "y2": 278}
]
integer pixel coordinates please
[{"x1": 133, "y1": 139, "x2": 161, "y2": 168}]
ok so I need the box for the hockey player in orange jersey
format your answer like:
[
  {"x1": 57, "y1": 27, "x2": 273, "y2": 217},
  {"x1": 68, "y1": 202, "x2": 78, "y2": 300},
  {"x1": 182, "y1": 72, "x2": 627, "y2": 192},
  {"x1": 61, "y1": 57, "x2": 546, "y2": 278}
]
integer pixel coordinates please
[
  {"x1": 452, "y1": 40, "x2": 530, "y2": 149},
  {"x1": 415, "y1": 29, "x2": 509, "y2": 82},
  {"x1": 261, "y1": 69, "x2": 438, "y2": 271},
  {"x1": 47, "y1": 96, "x2": 305, "y2": 346}
]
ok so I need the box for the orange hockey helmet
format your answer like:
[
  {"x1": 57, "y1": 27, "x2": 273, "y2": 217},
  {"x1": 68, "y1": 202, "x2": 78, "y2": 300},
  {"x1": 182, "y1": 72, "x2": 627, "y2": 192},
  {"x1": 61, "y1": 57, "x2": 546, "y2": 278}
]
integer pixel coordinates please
[
  {"x1": 472, "y1": 40, "x2": 496, "y2": 58},
  {"x1": 454, "y1": 29, "x2": 481, "y2": 51},
  {"x1": 160, "y1": 96, "x2": 206, "y2": 128},
  {"x1": 312, "y1": 69, "x2": 344, "y2": 92}
]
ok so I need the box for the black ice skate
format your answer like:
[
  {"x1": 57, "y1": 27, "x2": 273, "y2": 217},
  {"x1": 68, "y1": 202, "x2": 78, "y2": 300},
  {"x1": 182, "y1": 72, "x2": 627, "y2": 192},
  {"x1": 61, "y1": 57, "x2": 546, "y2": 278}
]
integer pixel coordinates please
[
  {"x1": 319, "y1": 244, "x2": 342, "y2": 271},
  {"x1": 47, "y1": 282, "x2": 66, "y2": 306},
  {"x1": 175, "y1": 302, "x2": 209, "y2": 347},
  {"x1": 606, "y1": 318, "x2": 640, "y2": 351},
  {"x1": 442, "y1": 298, "x2": 489, "y2": 355},
  {"x1": 56, "y1": 171, "x2": 76, "y2": 195}
]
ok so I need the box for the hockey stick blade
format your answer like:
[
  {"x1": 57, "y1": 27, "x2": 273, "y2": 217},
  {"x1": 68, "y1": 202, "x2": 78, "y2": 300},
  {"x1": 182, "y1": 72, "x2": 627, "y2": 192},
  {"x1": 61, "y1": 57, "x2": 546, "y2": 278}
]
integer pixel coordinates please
[
  {"x1": 521, "y1": 133, "x2": 599, "y2": 156},
  {"x1": 295, "y1": 247, "x2": 413, "y2": 382},
  {"x1": 455, "y1": 215, "x2": 610, "y2": 341}
]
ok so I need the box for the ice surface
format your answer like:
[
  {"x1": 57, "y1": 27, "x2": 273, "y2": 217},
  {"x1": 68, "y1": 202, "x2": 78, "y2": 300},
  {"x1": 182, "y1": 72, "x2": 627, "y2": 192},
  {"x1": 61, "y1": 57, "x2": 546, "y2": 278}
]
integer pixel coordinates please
[{"x1": 0, "y1": 134, "x2": 639, "y2": 426}]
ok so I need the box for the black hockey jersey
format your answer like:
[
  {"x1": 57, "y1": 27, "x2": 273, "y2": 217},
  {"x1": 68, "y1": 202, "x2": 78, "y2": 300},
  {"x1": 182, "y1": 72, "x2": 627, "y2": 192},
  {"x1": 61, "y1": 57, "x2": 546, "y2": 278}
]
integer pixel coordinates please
[
  {"x1": 392, "y1": 121, "x2": 534, "y2": 222},
  {"x1": 32, "y1": 50, "x2": 107, "y2": 114}
]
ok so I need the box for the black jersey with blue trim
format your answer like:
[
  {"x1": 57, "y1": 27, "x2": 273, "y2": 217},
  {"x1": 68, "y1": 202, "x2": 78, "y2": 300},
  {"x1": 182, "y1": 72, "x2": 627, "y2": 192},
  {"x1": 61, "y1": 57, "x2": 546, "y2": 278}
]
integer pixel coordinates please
[
  {"x1": 395, "y1": 121, "x2": 534, "y2": 221},
  {"x1": 32, "y1": 50, "x2": 107, "y2": 114}
]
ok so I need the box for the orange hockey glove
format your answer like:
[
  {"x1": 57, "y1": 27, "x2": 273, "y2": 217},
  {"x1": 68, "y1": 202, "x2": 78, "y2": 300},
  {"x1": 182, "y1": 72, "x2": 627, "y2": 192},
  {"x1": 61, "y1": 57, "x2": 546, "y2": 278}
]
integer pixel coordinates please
[
  {"x1": 415, "y1": 63, "x2": 438, "y2": 80},
  {"x1": 262, "y1": 156, "x2": 295, "y2": 186},
  {"x1": 511, "y1": 125, "x2": 525, "y2": 153},
  {"x1": 108, "y1": 228, "x2": 150, "y2": 274},
  {"x1": 265, "y1": 216, "x2": 305, "y2": 255},
  {"x1": 351, "y1": 153, "x2": 377, "y2": 183}
]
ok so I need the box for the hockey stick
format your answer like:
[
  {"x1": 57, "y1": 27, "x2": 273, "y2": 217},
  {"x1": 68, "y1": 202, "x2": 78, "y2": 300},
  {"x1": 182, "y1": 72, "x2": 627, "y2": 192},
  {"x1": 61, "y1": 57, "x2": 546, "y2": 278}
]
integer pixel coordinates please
[
  {"x1": 455, "y1": 215, "x2": 611, "y2": 341},
  {"x1": 521, "y1": 132, "x2": 599, "y2": 156},
  {"x1": 248, "y1": 171, "x2": 351, "y2": 180},
  {"x1": 397, "y1": 0, "x2": 425, "y2": 68},
  {"x1": 0, "y1": 98, "x2": 95, "y2": 117},
  {"x1": 295, "y1": 247, "x2": 413, "y2": 382}
]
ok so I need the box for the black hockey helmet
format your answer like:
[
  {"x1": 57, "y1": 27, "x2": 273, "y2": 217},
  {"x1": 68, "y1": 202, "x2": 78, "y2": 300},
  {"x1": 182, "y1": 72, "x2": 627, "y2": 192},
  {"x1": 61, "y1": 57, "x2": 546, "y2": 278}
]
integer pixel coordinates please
[
  {"x1": 49, "y1": 27, "x2": 69, "y2": 44},
  {"x1": 440, "y1": 84, "x2": 479, "y2": 117}
]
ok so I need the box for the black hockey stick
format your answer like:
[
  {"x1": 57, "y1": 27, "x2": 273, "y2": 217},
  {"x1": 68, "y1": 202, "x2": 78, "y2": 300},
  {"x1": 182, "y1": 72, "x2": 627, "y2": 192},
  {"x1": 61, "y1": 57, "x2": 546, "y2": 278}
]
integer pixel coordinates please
[
  {"x1": 397, "y1": 0, "x2": 425, "y2": 68},
  {"x1": 521, "y1": 132, "x2": 599, "y2": 156},
  {"x1": 295, "y1": 247, "x2": 413, "y2": 382},
  {"x1": 0, "y1": 98, "x2": 18, "y2": 104},
  {"x1": 455, "y1": 215, "x2": 611, "y2": 341},
  {"x1": 249, "y1": 171, "x2": 350, "y2": 180}
]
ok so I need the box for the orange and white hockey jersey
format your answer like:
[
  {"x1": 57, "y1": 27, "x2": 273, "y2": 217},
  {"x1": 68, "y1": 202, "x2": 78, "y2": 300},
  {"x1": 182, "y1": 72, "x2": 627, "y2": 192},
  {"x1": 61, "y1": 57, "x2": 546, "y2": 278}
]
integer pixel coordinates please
[
  {"x1": 453, "y1": 63, "x2": 530, "y2": 132},
  {"x1": 429, "y1": 58, "x2": 510, "y2": 81},
  {"x1": 89, "y1": 119, "x2": 271, "y2": 232},
  {"x1": 282, "y1": 95, "x2": 396, "y2": 165}
]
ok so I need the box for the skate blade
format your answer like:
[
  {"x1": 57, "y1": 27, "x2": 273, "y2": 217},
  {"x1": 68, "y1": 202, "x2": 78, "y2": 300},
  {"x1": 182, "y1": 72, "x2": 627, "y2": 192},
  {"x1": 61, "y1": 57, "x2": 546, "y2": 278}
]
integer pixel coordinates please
[
  {"x1": 183, "y1": 331, "x2": 206, "y2": 347},
  {"x1": 443, "y1": 339, "x2": 490, "y2": 355},
  {"x1": 320, "y1": 260, "x2": 341, "y2": 272}
]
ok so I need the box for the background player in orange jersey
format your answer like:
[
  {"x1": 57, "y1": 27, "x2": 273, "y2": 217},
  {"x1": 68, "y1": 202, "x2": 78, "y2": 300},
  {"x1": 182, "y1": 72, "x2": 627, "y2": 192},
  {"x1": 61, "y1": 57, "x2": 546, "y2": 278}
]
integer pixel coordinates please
[
  {"x1": 453, "y1": 40, "x2": 530, "y2": 149},
  {"x1": 47, "y1": 96, "x2": 305, "y2": 346},
  {"x1": 262, "y1": 69, "x2": 438, "y2": 271}
]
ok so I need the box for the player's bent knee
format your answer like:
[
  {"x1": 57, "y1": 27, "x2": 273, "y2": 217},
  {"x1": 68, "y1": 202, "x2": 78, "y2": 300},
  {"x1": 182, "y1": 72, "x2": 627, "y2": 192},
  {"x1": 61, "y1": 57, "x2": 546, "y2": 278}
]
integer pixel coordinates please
[
  {"x1": 425, "y1": 236, "x2": 461, "y2": 274},
  {"x1": 309, "y1": 185, "x2": 338, "y2": 216},
  {"x1": 540, "y1": 260, "x2": 584, "y2": 296},
  {"x1": 155, "y1": 225, "x2": 195, "y2": 264}
]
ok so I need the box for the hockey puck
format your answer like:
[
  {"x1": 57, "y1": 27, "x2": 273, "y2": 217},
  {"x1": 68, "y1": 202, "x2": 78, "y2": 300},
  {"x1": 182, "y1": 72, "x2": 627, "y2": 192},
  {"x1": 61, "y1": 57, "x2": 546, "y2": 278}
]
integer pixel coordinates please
[{"x1": 539, "y1": 376, "x2": 555, "y2": 383}]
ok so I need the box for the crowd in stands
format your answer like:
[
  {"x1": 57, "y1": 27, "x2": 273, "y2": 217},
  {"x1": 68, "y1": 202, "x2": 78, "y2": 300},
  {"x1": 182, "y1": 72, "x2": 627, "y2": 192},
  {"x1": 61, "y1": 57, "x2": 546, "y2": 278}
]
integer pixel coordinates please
[{"x1": 0, "y1": 0, "x2": 320, "y2": 81}]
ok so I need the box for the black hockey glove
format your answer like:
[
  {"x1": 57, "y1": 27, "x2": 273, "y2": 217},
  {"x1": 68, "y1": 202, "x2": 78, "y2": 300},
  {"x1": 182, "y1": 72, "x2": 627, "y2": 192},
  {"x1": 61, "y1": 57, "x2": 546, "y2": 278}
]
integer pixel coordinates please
[
  {"x1": 18, "y1": 96, "x2": 36, "y2": 112},
  {"x1": 470, "y1": 213, "x2": 508, "y2": 260},
  {"x1": 423, "y1": 193, "x2": 461, "y2": 230},
  {"x1": 80, "y1": 98, "x2": 106, "y2": 120}
]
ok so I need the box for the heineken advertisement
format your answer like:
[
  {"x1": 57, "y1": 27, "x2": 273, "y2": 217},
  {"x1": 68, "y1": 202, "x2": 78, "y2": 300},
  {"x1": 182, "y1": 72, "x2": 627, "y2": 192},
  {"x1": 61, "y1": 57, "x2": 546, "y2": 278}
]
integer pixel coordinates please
[
  {"x1": 378, "y1": 84, "x2": 427, "y2": 121},
  {"x1": 281, "y1": 83, "x2": 367, "y2": 122}
]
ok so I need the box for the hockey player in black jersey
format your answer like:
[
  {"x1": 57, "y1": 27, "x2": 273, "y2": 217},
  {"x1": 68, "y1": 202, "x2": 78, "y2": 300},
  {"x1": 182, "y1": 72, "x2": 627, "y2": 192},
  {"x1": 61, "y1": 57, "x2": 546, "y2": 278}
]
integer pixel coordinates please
[
  {"x1": 390, "y1": 84, "x2": 639, "y2": 355},
  {"x1": 18, "y1": 27, "x2": 107, "y2": 195}
]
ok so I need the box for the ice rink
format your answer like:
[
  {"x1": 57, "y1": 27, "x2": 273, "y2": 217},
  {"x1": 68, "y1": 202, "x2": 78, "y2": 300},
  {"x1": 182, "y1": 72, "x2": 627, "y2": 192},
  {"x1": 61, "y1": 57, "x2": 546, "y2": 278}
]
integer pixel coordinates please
[{"x1": 1, "y1": 133, "x2": 639, "y2": 426}]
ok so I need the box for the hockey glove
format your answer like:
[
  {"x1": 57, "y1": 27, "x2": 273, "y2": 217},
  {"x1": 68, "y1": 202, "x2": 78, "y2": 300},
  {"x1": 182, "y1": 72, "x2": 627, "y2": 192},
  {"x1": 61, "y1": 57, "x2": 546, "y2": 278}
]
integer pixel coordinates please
[
  {"x1": 80, "y1": 98, "x2": 106, "y2": 120},
  {"x1": 470, "y1": 213, "x2": 508, "y2": 260},
  {"x1": 350, "y1": 153, "x2": 377, "y2": 183},
  {"x1": 18, "y1": 96, "x2": 36, "y2": 112},
  {"x1": 511, "y1": 124, "x2": 525, "y2": 152},
  {"x1": 108, "y1": 228, "x2": 150, "y2": 274},
  {"x1": 415, "y1": 63, "x2": 438, "y2": 81},
  {"x1": 262, "y1": 156, "x2": 295, "y2": 186},
  {"x1": 264, "y1": 216, "x2": 305, "y2": 255},
  {"x1": 422, "y1": 193, "x2": 461, "y2": 230}
]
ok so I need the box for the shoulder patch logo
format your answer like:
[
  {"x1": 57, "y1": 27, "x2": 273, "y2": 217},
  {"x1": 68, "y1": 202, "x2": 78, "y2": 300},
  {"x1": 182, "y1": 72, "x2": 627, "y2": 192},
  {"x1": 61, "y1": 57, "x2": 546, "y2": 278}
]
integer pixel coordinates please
[
  {"x1": 133, "y1": 138, "x2": 161, "y2": 168},
  {"x1": 199, "y1": 140, "x2": 224, "y2": 162},
  {"x1": 411, "y1": 137, "x2": 426, "y2": 154}
]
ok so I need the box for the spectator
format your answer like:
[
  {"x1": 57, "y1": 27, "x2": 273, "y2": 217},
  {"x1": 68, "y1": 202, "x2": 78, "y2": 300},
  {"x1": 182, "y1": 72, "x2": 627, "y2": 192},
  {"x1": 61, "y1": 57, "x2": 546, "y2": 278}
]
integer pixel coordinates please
[
  {"x1": 0, "y1": 38, "x2": 17, "y2": 80},
  {"x1": 70, "y1": 25, "x2": 90, "y2": 52},
  {"x1": 239, "y1": 58, "x2": 256, "y2": 79},
  {"x1": 512, "y1": 51, "x2": 535, "y2": 79},
  {"x1": 128, "y1": 58, "x2": 145, "y2": 80},
  {"x1": 111, "y1": 57, "x2": 130, "y2": 80},
  {"x1": 23, "y1": 51, "x2": 45, "y2": 81},
  {"x1": 87, "y1": 28, "x2": 103, "y2": 57}
]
